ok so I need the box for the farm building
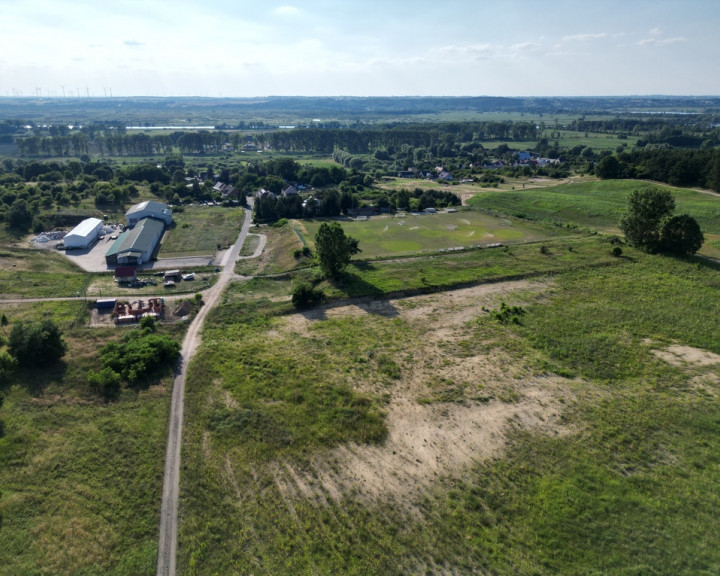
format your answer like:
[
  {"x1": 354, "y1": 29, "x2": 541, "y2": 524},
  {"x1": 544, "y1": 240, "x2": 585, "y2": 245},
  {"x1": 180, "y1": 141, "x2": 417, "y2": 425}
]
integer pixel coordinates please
[
  {"x1": 114, "y1": 266, "x2": 137, "y2": 283},
  {"x1": 63, "y1": 217, "x2": 104, "y2": 249},
  {"x1": 125, "y1": 201, "x2": 173, "y2": 227},
  {"x1": 105, "y1": 217, "x2": 165, "y2": 266}
]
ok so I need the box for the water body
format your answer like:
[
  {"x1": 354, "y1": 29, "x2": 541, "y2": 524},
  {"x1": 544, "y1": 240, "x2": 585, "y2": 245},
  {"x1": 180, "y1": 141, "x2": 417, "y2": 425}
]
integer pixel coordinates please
[{"x1": 126, "y1": 126, "x2": 216, "y2": 130}]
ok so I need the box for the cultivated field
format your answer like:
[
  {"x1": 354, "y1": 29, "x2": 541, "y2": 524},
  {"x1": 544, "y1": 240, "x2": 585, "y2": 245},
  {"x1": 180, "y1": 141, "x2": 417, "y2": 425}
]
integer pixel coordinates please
[{"x1": 299, "y1": 211, "x2": 571, "y2": 258}]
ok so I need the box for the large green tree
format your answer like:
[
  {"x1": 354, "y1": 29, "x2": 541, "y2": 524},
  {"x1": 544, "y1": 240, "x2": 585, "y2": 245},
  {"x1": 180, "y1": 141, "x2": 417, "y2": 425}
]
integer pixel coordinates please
[
  {"x1": 660, "y1": 214, "x2": 704, "y2": 255},
  {"x1": 8, "y1": 198, "x2": 33, "y2": 231},
  {"x1": 8, "y1": 319, "x2": 67, "y2": 367},
  {"x1": 315, "y1": 222, "x2": 360, "y2": 277},
  {"x1": 618, "y1": 188, "x2": 676, "y2": 251}
]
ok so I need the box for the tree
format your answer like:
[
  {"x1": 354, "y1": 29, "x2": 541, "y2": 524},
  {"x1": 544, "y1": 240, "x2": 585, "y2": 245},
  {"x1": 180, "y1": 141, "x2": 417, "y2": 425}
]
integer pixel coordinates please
[
  {"x1": 8, "y1": 198, "x2": 33, "y2": 231},
  {"x1": 595, "y1": 155, "x2": 623, "y2": 179},
  {"x1": 660, "y1": 214, "x2": 704, "y2": 255},
  {"x1": 618, "y1": 188, "x2": 675, "y2": 251},
  {"x1": 314, "y1": 222, "x2": 360, "y2": 277},
  {"x1": 8, "y1": 319, "x2": 67, "y2": 367},
  {"x1": 0, "y1": 351, "x2": 16, "y2": 383}
]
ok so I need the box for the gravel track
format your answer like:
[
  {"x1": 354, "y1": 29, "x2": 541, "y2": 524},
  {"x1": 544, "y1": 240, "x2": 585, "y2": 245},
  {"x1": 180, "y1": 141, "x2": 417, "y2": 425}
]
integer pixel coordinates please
[{"x1": 156, "y1": 204, "x2": 253, "y2": 576}]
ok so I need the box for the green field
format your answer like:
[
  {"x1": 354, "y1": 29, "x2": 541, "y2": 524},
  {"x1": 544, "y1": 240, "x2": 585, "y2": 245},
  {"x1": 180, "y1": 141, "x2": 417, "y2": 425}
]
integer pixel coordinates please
[
  {"x1": 0, "y1": 301, "x2": 187, "y2": 576},
  {"x1": 0, "y1": 247, "x2": 90, "y2": 298},
  {"x1": 159, "y1": 206, "x2": 244, "y2": 258},
  {"x1": 178, "y1": 244, "x2": 720, "y2": 575},
  {"x1": 299, "y1": 211, "x2": 569, "y2": 258},
  {"x1": 469, "y1": 179, "x2": 720, "y2": 237}
]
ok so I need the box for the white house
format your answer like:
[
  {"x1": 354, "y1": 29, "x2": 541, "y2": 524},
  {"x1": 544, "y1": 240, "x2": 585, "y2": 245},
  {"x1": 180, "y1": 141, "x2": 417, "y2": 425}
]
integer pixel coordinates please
[
  {"x1": 63, "y1": 217, "x2": 104, "y2": 249},
  {"x1": 125, "y1": 201, "x2": 173, "y2": 227}
]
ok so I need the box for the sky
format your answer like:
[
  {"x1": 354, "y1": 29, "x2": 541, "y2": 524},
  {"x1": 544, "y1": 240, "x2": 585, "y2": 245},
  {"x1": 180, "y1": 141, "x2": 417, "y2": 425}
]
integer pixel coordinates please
[{"x1": 1, "y1": 0, "x2": 719, "y2": 98}]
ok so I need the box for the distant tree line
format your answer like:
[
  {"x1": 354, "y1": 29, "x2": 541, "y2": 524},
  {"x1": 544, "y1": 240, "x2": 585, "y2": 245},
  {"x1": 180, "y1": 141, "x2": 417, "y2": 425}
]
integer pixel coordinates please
[{"x1": 596, "y1": 148, "x2": 720, "y2": 191}]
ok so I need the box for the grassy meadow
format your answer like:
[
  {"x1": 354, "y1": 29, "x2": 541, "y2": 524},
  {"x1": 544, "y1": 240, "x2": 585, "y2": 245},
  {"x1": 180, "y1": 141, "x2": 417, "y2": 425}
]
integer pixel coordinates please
[
  {"x1": 0, "y1": 298, "x2": 191, "y2": 575},
  {"x1": 178, "y1": 241, "x2": 720, "y2": 575},
  {"x1": 299, "y1": 211, "x2": 571, "y2": 258},
  {"x1": 468, "y1": 179, "x2": 720, "y2": 236},
  {"x1": 0, "y1": 247, "x2": 90, "y2": 299},
  {"x1": 158, "y1": 206, "x2": 244, "y2": 258},
  {"x1": 235, "y1": 223, "x2": 310, "y2": 276}
]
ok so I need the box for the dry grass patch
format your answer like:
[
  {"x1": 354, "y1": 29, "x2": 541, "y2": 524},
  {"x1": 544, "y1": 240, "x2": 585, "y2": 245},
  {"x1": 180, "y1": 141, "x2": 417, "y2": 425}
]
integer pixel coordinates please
[{"x1": 266, "y1": 279, "x2": 575, "y2": 510}]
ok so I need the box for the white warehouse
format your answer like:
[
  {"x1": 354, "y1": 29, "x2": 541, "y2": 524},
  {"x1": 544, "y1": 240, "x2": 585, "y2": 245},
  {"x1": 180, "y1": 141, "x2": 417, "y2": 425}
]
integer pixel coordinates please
[
  {"x1": 63, "y1": 217, "x2": 104, "y2": 250},
  {"x1": 125, "y1": 201, "x2": 173, "y2": 227}
]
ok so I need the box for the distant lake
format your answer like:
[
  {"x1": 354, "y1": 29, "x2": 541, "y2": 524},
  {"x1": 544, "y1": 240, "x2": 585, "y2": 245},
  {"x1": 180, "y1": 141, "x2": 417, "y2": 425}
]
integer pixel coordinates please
[{"x1": 126, "y1": 126, "x2": 216, "y2": 130}]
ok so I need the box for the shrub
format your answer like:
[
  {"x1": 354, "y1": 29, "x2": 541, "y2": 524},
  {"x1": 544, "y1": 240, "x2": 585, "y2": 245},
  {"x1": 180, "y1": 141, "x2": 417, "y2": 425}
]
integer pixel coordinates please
[
  {"x1": 92, "y1": 330, "x2": 181, "y2": 387},
  {"x1": 291, "y1": 282, "x2": 324, "y2": 307},
  {"x1": 272, "y1": 218, "x2": 289, "y2": 228},
  {"x1": 8, "y1": 319, "x2": 67, "y2": 367},
  {"x1": 484, "y1": 302, "x2": 525, "y2": 325},
  {"x1": 0, "y1": 351, "x2": 16, "y2": 383},
  {"x1": 88, "y1": 367, "x2": 122, "y2": 400},
  {"x1": 139, "y1": 315, "x2": 156, "y2": 332},
  {"x1": 611, "y1": 246, "x2": 623, "y2": 257}
]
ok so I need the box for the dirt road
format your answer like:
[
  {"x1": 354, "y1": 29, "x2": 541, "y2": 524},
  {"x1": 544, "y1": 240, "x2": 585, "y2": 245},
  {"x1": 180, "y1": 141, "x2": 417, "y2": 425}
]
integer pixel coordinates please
[{"x1": 155, "y1": 204, "x2": 253, "y2": 576}]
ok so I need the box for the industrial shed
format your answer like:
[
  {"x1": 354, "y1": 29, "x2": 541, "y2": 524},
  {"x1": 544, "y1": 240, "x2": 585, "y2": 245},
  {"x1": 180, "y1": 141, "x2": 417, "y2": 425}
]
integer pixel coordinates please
[
  {"x1": 125, "y1": 201, "x2": 173, "y2": 227},
  {"x1": 105, "y1": 217, "x2": 165, "y2": 266},
  {"x1": 63, "y1": 217, "x2": 104, "y2": 249}
]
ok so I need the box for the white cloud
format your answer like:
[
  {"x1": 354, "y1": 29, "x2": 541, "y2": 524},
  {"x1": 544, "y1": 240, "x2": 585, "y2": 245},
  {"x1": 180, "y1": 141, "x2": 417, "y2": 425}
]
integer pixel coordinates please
[
  {"x1": 433, "y1": 44, "x2": 494, "y2": 56},
  {"x1": 636, "y1": 36, "x2": 685, "y2": 46},
  {"x1": 562, "y1": 33, "x2": 607, "y2": 42},
  {"x1": 510, "y1": 42, "x2": 541, "y2": 52},
  {"x1": 123, "y1": 40, "x2": 146, "y2": 47}
]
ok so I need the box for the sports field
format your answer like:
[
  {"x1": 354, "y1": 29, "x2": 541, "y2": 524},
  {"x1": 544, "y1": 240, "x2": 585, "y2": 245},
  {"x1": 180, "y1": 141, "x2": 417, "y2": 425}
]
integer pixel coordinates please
[{"x1": 299, "y1": 211, "x2": 564, "y2": 258}]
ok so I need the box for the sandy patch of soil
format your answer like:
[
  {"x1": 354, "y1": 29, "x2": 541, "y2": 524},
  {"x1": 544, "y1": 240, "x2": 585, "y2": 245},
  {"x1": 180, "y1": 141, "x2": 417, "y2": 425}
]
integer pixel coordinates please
[
  {"x1": 271, "y1": 279, "x2": 576, "y2": 509},
  {"x1": 652, "y1": 344, "x2": 720, "y2": 367}
]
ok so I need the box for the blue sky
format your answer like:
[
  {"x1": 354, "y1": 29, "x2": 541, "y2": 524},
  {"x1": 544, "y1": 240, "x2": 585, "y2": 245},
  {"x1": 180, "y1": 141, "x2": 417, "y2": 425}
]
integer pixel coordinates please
[{"x1": 1, "y1": 0, "x2": 718, "y2": 97}]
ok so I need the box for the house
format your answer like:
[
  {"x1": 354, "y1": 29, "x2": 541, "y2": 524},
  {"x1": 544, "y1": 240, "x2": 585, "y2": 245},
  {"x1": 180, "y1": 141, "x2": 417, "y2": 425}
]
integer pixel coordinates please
[
  {"x1": 255, "y1": 188, "x2": 276, "y2": 200},
  {"x1": 282, "y1": 185, "x2": 299, "y2": 198},
  {"x1": 63, "y1": 217, "x2": 104, "y2": 250},
  {"x1": 125, "y1": 201, "x2": 173, "y2": 227},
  {"x1": 114, "y1": 266, "x2": 137, "y2": 283},
  {"x1": 213, "y1": 182, "x2": 238, "y2": 199},
  {"x1": 438, "y1": 171, "x2": 453, "y2": 181},
  {"x1": 105, "y1": 218, "x2": 165, "y2": 266},
  {"x1": 397, "y1": 170, "x2": 416, "y2": 178}
]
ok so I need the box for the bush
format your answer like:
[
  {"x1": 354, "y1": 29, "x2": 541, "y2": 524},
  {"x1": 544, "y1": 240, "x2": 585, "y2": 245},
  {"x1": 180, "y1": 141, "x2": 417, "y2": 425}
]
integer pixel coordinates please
[
  {"x1": 291, "y1": 282, "x2": 324, "y2": 307},
  {"x1": 272, "y1": 218, "x2": 289, "y2": 228},
  {"x1": 484, "y1": 302, "x2": 525, "y2": 325},
  {"x1": 139, "y1": 315, "x2": 156, "y2": 332},
  {"x1": 611, "y1": 246, "x2": 623, "y2": 257},
  {"x1": 0, "y1": 351, "x2": 16, "y2": 383},
  {"x1": 88, "y1": 367, "x2": 122, "y2": 400},
  {"x1": 92, "y1": 329, "x2": 181, "y2": 387},
  {"x1": 8, "y1": 319, "x2": 67, "y2": 367}
]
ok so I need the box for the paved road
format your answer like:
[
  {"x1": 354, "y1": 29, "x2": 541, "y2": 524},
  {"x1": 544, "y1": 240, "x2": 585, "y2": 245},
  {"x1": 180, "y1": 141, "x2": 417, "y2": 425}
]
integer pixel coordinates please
[{"x1": 155, "y1": 203, "x2": 253, "y2": 576}]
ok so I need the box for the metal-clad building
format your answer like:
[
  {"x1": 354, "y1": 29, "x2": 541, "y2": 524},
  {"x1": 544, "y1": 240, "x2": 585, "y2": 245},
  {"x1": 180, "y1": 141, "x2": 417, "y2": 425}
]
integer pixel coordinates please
[
  {"x1": 125, "y1": 201, "x2": 173, "y2": 227},
  {"x1": 64, "y1": 217, "x2": 104, "y2": 249},
  {"x1": 105, "y1": 217, "x2": 165, "y2": 266}
]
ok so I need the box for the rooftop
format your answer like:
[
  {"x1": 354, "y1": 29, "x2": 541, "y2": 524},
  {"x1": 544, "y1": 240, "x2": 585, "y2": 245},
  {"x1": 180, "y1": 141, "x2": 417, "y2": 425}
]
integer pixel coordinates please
[
  {"x1": 106, "y1": 217, "x2": 165, "y2": 260},
  {"x1": 67, "y1": 217, "x2": 103, "y2": 237}
]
